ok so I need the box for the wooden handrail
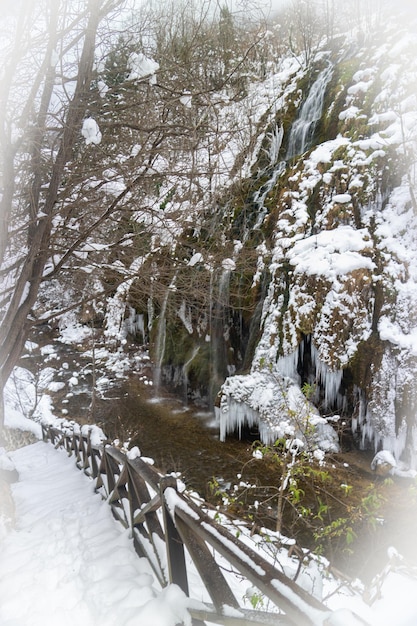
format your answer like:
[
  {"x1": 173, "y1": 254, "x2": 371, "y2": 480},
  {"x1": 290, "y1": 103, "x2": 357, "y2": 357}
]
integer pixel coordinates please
[{"x1": 41, "y1": 423, "x2": 369, "y2": 626}]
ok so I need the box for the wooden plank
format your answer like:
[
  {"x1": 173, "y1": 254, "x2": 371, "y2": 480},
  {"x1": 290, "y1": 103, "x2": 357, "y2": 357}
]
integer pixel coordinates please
[
  {"x1": 89, "y1": 447, "x2": 101, "y2": 479},
  {"x1": 109, "y1": 503, "x2": 129, "y2": 529},
  {"x1": 175, "y1": 514, "x2": 239, "y2": 612},
  {"x1": 127, "y1": 463, "x2": 165, "y2": 541},
  {"x1": 127, "y1": 455, "x2": 162, "y2": 492},
  {"x1": 165, "y1": 487, "x2": 330, "y2": 626},
  {"x1": 132, "y1": 493, "x2": 161, "y2": 525},
  {"x1": 126, "y1": 463, "x2": 167, "y2": 586},
  {"x1": 189, "y1": 603, "x2": 290, "y2": 626},
  {"x1": 132, "y1": 527, "x2": 166, "y2": 588},
  {"x1": 100, "y1": 450, "x2": 120, "y2": 495},
  {"x1": 53, "y1": 435, "x2": 65, "y2": 450},
  {"x1": 160, "y1": 476, "x2": 189, "y2": 596}
]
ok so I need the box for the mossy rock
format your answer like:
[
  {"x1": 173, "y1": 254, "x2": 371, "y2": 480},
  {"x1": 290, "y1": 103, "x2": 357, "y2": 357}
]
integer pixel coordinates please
[{"x1": 349, "y1": 333, "x2": 385, "y2": 391}]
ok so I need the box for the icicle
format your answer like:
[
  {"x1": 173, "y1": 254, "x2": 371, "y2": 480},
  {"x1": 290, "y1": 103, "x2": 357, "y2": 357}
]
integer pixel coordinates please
[
  {"x1": 217, "y1": 398, "x2": 263, "y2": 443},
  {"x1": 135, "y1": 313, "x2": 146, "y2": 342},
  {"x1": 177, "y1": 300, "x2": 193, "y2": 334},
  {"x1": 277, "y1": 350, "x2": 300, "y2": 384},
  {"x1": 311, "y1": 342, "x2": 343, "y2": 409},
  {"x1": 124, "y1": 307, "x2": 146, "y2": 343},
  {"x1": 315, "y1": 360, "x2": 343, "y2": 408}
]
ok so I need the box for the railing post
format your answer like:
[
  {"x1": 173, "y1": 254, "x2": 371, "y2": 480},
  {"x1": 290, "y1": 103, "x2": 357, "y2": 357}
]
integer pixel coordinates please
[{"x1": 160, "y1": 476, "x2": 189, "y2": 596}]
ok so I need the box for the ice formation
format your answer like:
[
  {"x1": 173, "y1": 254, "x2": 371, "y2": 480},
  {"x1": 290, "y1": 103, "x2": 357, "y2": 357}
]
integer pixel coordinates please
[{"x1": 216, "y1": 371, "x2": 340, "y2": 452}]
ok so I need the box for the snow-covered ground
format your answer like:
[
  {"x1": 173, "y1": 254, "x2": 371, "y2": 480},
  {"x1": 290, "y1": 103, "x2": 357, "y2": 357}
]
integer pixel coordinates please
[
  {"x1": 1, "y1": 407, "x2": 417, "y2": 626},
  {"x1": 0, "y1": 439, "x2": 191, "y2": 626}
]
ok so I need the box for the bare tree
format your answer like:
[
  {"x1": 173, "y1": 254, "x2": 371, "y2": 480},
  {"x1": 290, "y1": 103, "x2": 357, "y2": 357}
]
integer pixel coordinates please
[
  {"x1": 0, "y1": 0, "x2": 124, "y2": 425},
  {"x1": 0, "y1": 0, "x2": 279, "y2": 425},
  {"x1": 284, "y1": 0, "x2": 326, "y2": 68}
]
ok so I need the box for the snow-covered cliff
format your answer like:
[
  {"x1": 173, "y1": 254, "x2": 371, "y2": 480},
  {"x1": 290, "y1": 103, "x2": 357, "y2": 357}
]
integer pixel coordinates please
[{"x1": 215, "y1": 13, "x2": 417, "y2": 464}]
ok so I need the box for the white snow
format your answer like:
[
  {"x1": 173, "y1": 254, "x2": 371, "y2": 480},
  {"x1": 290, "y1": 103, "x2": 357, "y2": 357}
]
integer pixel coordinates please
[
  {"x1": 0, "y1": 441, "x2": 192, "y2": 626},
  {"x1": 127, "y1": 52, "x2": 159, "y2": 84},
  {"x1": 287, "y1": 226, "x2": 374, "y2": 278},
  {"x1": 221, "y1": 257, "x2": 236, "y2": 271},
  {"x1": 179, "y1": 91, "x2": 192, "y2": 108},
  {"x1": 4, "y1": 408, "x2": 42, "y2": 439},
  {"x1": 188, "y1": 252, "x2": 203, "y2": 266},
  {"x1": 97, "y1": 79, "x2": 109, "y2": 98},
  {"x1": 81, "y1": 117, "x2": 102, "y2": 145},
  {"x1": 378, "y1": 318, "x2": 417, "y2": 356},
  {"x1": 332, "y1": 193, "x2": 351, "y2": 204},
  {"x1": 371, "y1": 450, "x2": 397, "y2": 471}
]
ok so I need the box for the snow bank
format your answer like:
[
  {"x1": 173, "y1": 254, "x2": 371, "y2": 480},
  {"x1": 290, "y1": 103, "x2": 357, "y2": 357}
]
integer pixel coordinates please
[{"x1": 4, "y1": 407, "x2": 42, "y2": 439}]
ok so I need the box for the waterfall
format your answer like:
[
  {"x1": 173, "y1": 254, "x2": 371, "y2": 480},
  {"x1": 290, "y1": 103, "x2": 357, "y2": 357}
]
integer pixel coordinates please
[
  {"x1": 265, "y1": 122, "x2": 284, "y2": 167},
  {"x1": 210, "y1": 268, "x2": 231, "y2": 403},
  {"x1": 250, "y1": 65, "x2": 332, "y2": 233},
  {"x1": 286, "y1": 64, "x2": 333, "y2": 159},
  {"x1": 153, "y1": 276, "x2": 176, "y2": 392},
  {"x1": 182, "y1": 345, "x2": 200, "y2": 404},
  {"x1": 218, "y1": 268, "x2": 231, "y2": 307},
  {"x1": 252, "y1": 162, "x2": 285, "y2": 231},
  {"x1": 250, "y1": 124, "x2": 285, "y2": 233},
  {"x1": 153, "y1": 296, "x2": 167, "y2": 392}
]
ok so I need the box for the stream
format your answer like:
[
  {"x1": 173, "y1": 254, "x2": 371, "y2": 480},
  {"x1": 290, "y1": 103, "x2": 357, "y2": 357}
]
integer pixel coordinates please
[
  {"x1": 93, "y1": 378, "x2": 259, "y2": 502},
  {"x1": 21, "y1": 333, "x2": 417, "y2": 583}
]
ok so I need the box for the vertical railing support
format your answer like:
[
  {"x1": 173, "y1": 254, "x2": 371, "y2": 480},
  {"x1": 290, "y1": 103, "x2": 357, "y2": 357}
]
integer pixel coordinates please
[{"x1": 160, "y1": 476, "x2": 189, "y2": 596}]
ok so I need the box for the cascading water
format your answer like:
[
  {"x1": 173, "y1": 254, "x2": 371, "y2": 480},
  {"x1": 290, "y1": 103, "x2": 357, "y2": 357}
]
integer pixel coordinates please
[
  {"x1": 251, "y1": 124, "x2": 285, "y2": 233},
  {"x1": 210, "y1": 268, "x2": 232, "y2": 403},
  {"x1": 182, "y1": 345, "x2": 200, "y2": 404},
  {"x1": 286, "y1": 64, "x2": 333, "y2": 159},
  {"x1": 153, "y1": 296, "x2": 168, "y2": 393},
  {"x1": 153, "y1": 275, "x2": 177, "y2": 393},
  {"x1": 251, "y1": 64, "x2": 333, "y2": 234}
]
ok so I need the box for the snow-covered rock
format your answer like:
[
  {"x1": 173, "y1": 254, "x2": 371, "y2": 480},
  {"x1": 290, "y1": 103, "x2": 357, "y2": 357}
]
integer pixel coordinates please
[
  {"x1": 216, "y1": 370, "x2": 340, "y2": 452},
  {"x1": 371, "y1": 450, "x2": 397, "y2": 476}
]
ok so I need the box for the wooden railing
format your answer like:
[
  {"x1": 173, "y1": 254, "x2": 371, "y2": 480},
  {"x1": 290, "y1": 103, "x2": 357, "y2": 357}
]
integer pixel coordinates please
[{"x1": 42, "y1": 423, "x2": 368, "y2": 626}]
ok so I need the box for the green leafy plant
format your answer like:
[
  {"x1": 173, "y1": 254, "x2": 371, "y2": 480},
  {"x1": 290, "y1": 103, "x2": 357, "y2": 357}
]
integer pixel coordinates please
[{"x1": 244, "y1": 588, "x2": 264, "y2": 610}]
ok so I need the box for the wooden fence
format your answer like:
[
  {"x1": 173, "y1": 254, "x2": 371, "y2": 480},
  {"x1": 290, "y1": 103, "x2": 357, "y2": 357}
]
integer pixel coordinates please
[{"x1": 41, "y1": 424, "x2": 368, "y2": 626}]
